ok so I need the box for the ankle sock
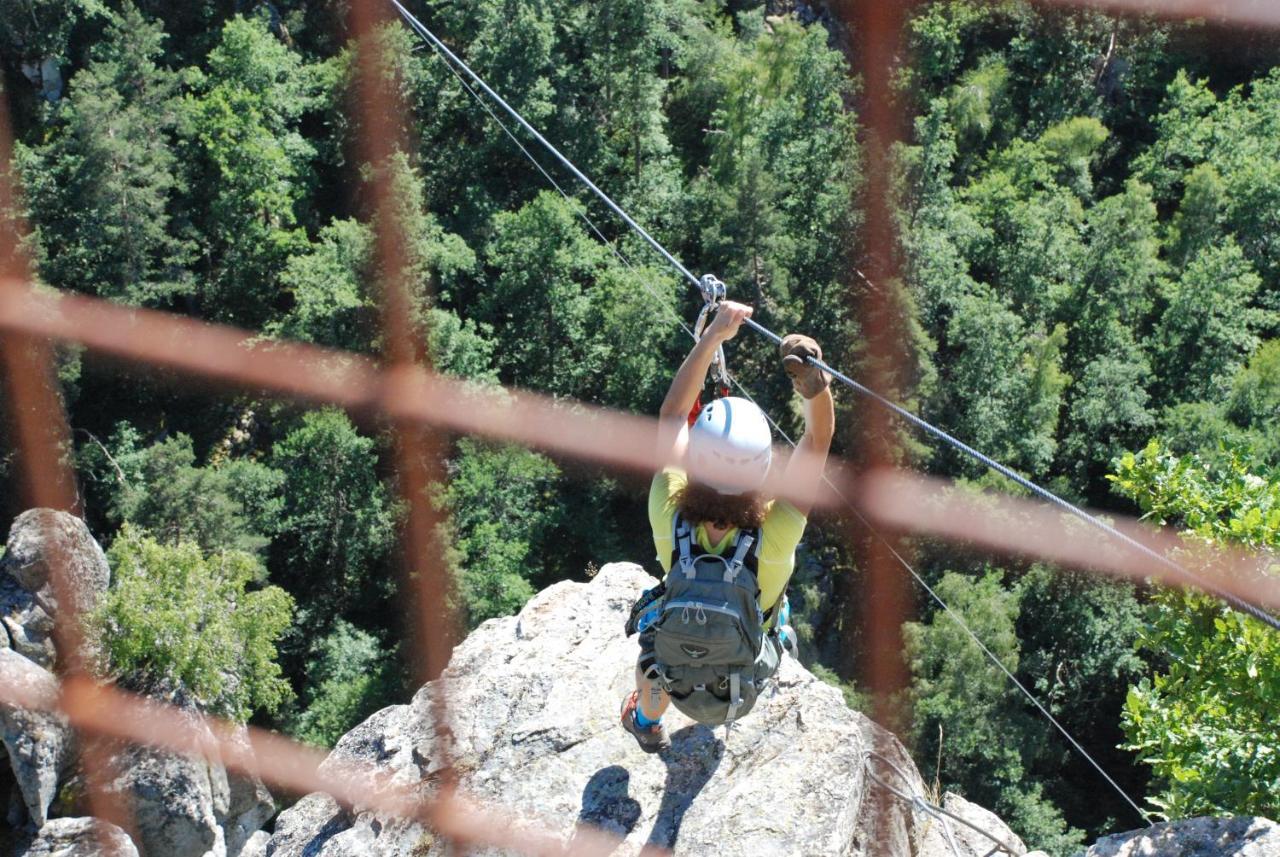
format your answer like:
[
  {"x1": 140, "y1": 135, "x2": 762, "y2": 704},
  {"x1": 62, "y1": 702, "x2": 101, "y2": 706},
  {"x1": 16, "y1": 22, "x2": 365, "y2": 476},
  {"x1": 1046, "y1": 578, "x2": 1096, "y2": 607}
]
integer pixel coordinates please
[{"x1": 635, "y1": 706, "x2": 661, "y2": 728}]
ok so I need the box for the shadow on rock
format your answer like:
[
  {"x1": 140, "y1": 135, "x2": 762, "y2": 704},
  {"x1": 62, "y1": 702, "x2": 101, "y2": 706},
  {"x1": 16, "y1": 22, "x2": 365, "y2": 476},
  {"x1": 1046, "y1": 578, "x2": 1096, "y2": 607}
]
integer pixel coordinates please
[
  {"x1": 570, "y1": 765, "x2": 643, "y2": 855},
  {"x1": 646, "y1": 725, "x2": 724, "y2": 851}
]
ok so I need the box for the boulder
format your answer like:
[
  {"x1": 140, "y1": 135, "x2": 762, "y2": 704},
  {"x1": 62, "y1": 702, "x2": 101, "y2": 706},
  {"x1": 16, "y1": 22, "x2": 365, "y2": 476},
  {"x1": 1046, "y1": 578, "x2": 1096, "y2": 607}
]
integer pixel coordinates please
[
  {"x1": 1085, "y1": 816, "x2": 1280, "y2": 856},
  {"x1": 216, "y1": 730, "x2": 276, "y2": 857},
  {"x1": 265, "y1": 563, "x2": 1009, "y2": 856},
  {"x1": 16, "y1": 816, "x2": 139, "y2": 857},
  {"x1": 0, "y1": 574, "x2": 56, "y2": 670},
  {"x1": 239, "y1": 830, "x2": 271, "y2": 857},
  {"x1": 917, "y1": 793, "x2": 1026, "y2": 857},
  {"x1": 98, "y1": 708, "x2": 229, "y2": 857},
  {"x1": 2, "y1": 509, "x2": 111, "y2": 603},
  {"x1": 1, "y1": 509, "x2": 111, "y2": 669},
  {"x1": 0, "y1": 649, "x2": 74, "y2": 827}
]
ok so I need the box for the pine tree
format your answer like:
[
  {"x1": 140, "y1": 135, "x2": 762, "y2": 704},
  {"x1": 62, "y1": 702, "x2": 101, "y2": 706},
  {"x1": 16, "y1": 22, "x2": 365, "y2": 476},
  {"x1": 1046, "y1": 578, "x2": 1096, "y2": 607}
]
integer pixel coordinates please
[{"x1": 18, "y1": 3, "x2": 192, "y2": 306}]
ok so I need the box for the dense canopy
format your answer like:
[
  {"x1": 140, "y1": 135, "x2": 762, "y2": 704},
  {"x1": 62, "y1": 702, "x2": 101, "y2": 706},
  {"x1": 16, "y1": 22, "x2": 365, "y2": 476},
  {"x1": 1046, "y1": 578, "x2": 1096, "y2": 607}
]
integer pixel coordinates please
[{"x1": 2, "y1": 2, "x2": 1278, "y2": 852}]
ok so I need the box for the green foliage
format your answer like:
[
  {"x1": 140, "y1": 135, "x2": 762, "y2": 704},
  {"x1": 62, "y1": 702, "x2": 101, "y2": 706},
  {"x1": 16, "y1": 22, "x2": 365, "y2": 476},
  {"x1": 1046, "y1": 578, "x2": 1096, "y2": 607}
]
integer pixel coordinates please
[
  {"x1": 0, "y1": 0, "x2": 107, "y2": 61},
  {"x1": 18, "y1": 3, "x2": 192, "y2": 304},
  {"x1": 1227, "y1": 340, "x2": 1280, "y2": 434},
  {"x1": 269, "y1": 410, "x2": 396, "y2": 630},
  {"x1": 1110, "y1": 441, "x2": 1280, "y2": 819},
  {"x1": 1152, "y1": 241, "x2": 1269, "y2": 405},
  {"x1": 101, "y1": 429, "x2": 282, "y2": 555},
  {"x1": 445, "y1": 439, "x2": 560, "y2": 627},
  {"x1": 91, "y1": 526, "x2": 294, "y2": 721},
  {"x1": 480, "y1": 191, "x2": 677, "y2": 409},
  {"x1": 181, "y1": 14, "x2": 316, "y2": 325},
  {"x1": 905, "y1": 569, "x2": 1085, "y2": 854},
  {"x1": 288, "y1": 620, "x2": 405, "y2": 748}
]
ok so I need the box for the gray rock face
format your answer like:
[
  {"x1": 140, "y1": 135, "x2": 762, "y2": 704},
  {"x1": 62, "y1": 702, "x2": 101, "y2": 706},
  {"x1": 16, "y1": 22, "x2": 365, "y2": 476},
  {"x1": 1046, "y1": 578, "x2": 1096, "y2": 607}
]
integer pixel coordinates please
[
  {"x1": 0, "y1": 574, "x2": 56, "y2": 670},
  {"x1": 2, "y1": 509, "x2": 111, "y2": 609},
  {"x1": 916, "y1": 793, "x2": 1026, "y2": 857},
  {"x1": 16, "y1": 816, "x2": 140, "y2": 857},
  {"x1": 1086, "y1": 816, "x2": 1280, "y2": 856},
  {"x1": 0, "y1": 649, "x2": 74, "y2": 827},
  {"x1": 265, "y1": 563, "x2": 1006, "y2": 857},
  {"x1": 99, "y1": 710, "x2": 231, "y2": 857},
  {"x1": 1, "y1": 509, "x2": 111, "y2": 671},
  {"x1": 218, "y1": 732, "x2": 277, "y2": 857}
]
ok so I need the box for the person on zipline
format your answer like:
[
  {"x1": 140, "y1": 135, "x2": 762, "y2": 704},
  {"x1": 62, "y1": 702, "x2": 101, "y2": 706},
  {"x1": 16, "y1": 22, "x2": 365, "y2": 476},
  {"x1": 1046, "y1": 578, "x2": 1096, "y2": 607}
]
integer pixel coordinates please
[{"x1": 622, "y1": 300, "x2": 835, "y2": 752}]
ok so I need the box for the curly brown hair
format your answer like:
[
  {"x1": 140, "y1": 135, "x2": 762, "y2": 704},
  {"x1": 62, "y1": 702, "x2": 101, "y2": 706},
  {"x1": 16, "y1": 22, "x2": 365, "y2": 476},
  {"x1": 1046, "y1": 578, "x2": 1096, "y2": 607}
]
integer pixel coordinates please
[{"x1": 674, "y1": 481, "x2": 770, "y2": 531}]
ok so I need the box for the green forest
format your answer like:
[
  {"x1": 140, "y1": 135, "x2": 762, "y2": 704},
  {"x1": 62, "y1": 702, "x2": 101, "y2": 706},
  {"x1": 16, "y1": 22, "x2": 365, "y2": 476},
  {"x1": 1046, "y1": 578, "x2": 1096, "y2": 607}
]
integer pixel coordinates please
[{"x1": 2, "y1": 1, "x2": 1279, "y2": 853}]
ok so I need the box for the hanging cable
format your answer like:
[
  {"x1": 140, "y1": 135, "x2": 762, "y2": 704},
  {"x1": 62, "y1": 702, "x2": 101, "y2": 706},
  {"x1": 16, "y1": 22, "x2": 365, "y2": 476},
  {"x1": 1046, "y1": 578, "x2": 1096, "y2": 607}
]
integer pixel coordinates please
[
  {"x1": 387, "y1": 0, "x2": 1280, "y2": 633},
  {"x1": 863, "y1": 750, "x2": 1023, "y2": 856}
]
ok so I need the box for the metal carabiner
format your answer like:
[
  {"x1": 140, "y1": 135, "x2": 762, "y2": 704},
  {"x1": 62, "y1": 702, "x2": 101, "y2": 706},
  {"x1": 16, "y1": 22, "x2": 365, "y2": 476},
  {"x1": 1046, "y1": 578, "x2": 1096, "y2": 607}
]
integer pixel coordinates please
[{"x1": 698, "y1": 273, "x2": 726, "y2": 307}]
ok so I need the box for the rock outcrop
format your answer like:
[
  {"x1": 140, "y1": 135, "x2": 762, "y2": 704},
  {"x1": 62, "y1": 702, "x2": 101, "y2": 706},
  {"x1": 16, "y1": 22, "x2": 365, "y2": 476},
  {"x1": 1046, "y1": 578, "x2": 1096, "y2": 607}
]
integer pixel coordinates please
[
  {"x1": 1085, "y1": 816, "x2": 1280, "y2": 856},
  {"x1": 0, "y1": 649, "x2": 73, "y2": 827},
  {"x1": 264, "y1": 563, "x2": 1024, "y2": 857},
  {"x1": 16, "y1": 816, "x2": 139, "y2": 857},
  {"x1": 0, "y1": 509, "x2": 276, "y2": 857}
]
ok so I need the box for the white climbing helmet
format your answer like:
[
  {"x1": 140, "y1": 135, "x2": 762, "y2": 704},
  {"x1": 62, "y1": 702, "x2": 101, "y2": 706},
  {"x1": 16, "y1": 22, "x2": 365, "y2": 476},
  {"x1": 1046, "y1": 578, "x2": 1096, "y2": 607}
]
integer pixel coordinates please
[{"x1": 686, "y1": 396, "x2": 773, "y2": 494}]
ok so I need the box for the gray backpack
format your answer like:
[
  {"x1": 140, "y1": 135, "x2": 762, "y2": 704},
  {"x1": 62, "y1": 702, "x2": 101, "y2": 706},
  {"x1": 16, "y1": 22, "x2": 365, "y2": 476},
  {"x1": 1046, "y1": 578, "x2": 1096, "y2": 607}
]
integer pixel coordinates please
[{"x1": 643, "y1": 515, "x2": 782, "y2": 726}]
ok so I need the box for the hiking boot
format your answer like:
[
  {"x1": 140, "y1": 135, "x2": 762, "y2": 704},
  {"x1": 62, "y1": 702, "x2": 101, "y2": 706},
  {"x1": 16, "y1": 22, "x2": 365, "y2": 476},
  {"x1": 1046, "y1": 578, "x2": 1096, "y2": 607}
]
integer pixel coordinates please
[{"x1": 620, "y1": 690, "x2": 670, "y2": 754}]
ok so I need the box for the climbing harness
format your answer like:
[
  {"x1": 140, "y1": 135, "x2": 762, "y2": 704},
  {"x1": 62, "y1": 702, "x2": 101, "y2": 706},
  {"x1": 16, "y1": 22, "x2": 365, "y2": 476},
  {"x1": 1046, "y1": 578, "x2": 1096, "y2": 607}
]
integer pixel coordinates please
[{"x1": 688, "y1": 274, "x2": 732, "y2": 423}]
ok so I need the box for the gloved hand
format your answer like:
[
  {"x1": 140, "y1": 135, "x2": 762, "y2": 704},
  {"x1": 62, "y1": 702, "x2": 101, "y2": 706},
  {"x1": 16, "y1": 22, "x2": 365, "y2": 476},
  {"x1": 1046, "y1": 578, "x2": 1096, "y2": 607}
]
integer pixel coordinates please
[{"x1": 780, "y1": 333, "x2": 831, "y2": 398}]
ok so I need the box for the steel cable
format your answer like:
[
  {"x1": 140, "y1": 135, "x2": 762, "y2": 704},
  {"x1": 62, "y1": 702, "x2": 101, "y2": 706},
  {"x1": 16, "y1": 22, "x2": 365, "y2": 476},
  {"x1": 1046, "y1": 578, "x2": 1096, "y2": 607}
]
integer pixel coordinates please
[
  {"x1": 401, "y1": 1, "x2": 1154, "y2": 823},
  {"x1": 387, "y1": 0, "x2": 1280, "y2": 633}
]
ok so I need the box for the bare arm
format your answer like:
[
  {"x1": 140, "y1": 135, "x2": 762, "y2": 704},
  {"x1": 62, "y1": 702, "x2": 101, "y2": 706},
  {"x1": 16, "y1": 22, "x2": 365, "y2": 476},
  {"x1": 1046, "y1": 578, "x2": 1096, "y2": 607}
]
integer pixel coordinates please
[
  {"x1": 783, "y1": 386, "x2": 834, "y2": 517},
  {"x1": 779, "y1": 334, "x2": 835, "y2": 516},
  {"x1": 655, "y1": 302, "x2": 754, "y2": 467}
]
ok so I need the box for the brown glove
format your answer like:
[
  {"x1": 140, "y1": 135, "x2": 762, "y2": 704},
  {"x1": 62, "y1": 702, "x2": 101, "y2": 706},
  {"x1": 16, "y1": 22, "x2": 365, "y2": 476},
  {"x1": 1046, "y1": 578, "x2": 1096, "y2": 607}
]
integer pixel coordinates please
[{"x1": 780, "y1": 334, "x2": 831, "y2": 398}]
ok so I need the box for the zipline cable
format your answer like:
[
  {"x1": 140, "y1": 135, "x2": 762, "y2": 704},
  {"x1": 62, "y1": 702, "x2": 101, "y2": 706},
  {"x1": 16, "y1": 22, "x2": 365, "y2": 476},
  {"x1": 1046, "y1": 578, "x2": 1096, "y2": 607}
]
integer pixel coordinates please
[
  {"x1": 386, "y1": 5, "x2": 1280, "y2": 634},
  {"x1": 737, "y1": 383, "x2": 1151, "y2": 825},
  {"x1": 407, "y1": 5, "x2": 1152, "y2": 823}
]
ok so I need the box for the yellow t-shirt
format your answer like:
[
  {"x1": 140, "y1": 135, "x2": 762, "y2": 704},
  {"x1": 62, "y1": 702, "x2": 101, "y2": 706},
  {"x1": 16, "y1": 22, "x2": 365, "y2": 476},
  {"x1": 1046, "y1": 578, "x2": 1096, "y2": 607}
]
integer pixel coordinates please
[{"x1": 648, "y1": 469, "x2": 807, "y2": 620}]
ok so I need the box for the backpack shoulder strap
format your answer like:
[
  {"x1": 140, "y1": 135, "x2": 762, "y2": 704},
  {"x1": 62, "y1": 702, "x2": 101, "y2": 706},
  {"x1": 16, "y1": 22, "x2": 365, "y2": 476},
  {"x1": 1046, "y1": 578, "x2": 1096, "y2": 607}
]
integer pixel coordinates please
[
  {"x1": 673, "y1": 513, "x2": 696, "y2": 579},
  {"x1": 723, "y1": 529, "x2": 756, "y2": 582}
]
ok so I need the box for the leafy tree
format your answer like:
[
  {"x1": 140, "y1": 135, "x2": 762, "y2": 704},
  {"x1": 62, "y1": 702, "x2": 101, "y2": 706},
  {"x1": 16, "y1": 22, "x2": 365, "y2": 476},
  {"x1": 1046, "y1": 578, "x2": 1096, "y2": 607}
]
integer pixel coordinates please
[
  {"x1": 1015, "y1": 566, "x2": 1148, "y2": 833},
  {"x1": 97, "y1": 429, "x2": 282, "y2": 555},
  {"x1": 269, "y1": 409, "x2": 397, "y2": 631},
  {"x1": 181, "y1": 13, "x2": 316, "y2": 326},
  {"x1": 1151, "y1": 241, "x2": 1269, "y2": 406},
  {"x1": 445, "y1": 438, "x2": 560, "y2": 627},
  {"x1": 934, "y1": 292, "x2": 1068, "y2": 479},
  {"x1": 90, "y1": 525, "x2": 294, "y2": 721},
  {"x1": 0, "y1": 0, "x2": 104, "y2": 65},
  {"x1": 480, "y1": 191, "x2": 677, "y2": 410},
  {"x1": 1226, "y1": 340, "x2": 1280, "y2": 437},
  {"x1": 17, "y1": 3, "x2": 192, "y2": 305},
  {"x1": 288, "y1": 620, "x2": 406, "y2": 747},
  {"x1": 905, "y1": 568, "x2": 1085, "y2": 854},
  {"x1": 268, "y1": 210, "x2": 480, "y2": 367},
  {"x1": 1110, "y1": 441, "x2": 1280, "y2": 819}
]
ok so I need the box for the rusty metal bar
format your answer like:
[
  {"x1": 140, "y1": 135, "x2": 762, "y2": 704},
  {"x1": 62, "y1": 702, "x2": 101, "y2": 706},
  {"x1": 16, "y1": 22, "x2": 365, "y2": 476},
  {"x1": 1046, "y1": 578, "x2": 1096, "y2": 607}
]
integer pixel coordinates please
[
  {"x1": 861, "y1": 467, "x2": 1280, "y2": 612},
  {"x1": 0, "y1": 90, "x2": 137, "y2": 855},
  {"x1": 834, "y1": 0, "x2": 917, "y2": 737},
  {"x1": 0, "y1": 673, "x2": 657, "y2": 857},
  {"x1": 346, "y1": 0, "x2": 462, "y2": 845},
  {"x1": 1037, "y1": 0, "x2": 1280, "y2": 29}
]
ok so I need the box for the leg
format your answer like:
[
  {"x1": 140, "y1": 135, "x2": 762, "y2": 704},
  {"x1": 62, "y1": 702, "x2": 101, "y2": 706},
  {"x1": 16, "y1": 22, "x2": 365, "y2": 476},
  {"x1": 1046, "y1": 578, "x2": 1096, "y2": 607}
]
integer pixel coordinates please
[
  {"x1": 621, "y1": 634, "x2": 671, "y2": 753},
  {"x1": 635, "y1": 664, "x2": 671, "y2": 721}
]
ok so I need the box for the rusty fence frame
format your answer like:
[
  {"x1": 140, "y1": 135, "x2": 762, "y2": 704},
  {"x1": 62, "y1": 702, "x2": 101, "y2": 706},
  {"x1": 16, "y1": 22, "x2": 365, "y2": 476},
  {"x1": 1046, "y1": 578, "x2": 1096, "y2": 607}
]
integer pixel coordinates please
[{"x1": 1, "y1": 0, "x2": 1278, "y2": 854}]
